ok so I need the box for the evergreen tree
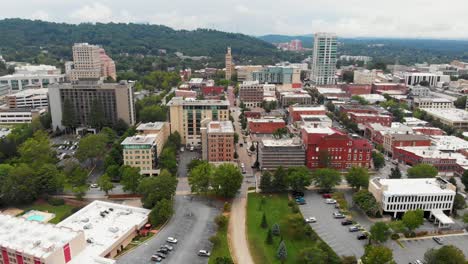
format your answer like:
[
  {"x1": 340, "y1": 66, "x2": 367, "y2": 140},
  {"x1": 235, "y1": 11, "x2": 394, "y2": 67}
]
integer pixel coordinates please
[
  {"x1": 272, "y1": 166, "x2": 288, "y2": 192},
  {"x1": 261, "y1": 212, "x2": 268, "y2": 229},
  {"x1": 272, "y1": 223, "x2": 281, "y2": 236},
  {"x1": 259, "y1": 171, "x2": 273, "y2": 193},
  {"x1": 89, "y1": 99, "x2": 106, "y2": 129},
  {"x1": 277, "y1": 240, "x2": 287, "y2": 263},
  {"x1": 265, "y1": 228, "x2": 273, "y2": 244},
  {"x1": 61, "y1": 98, "x2": 76, "y2": 132}
]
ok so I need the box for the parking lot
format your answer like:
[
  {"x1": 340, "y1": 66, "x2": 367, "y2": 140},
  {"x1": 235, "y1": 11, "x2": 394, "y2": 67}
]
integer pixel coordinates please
[
  {"x1": 117, "y1": 195, "x2": 221, "y2": 264},
  {"x1": 299, "y1": 191, "x2": 367, "y2": 258},
  {"x1": 389, "y1": 234, "x2": 468, "y2": 264}
]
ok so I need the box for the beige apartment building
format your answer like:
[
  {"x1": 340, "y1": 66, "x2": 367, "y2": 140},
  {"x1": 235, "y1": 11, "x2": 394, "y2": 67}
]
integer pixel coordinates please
[
  {"x1": 225, "y1": 47, "x2": 234, "y2": 80},
  {"x1": 168, "y1": 97, "x2": 230, "y2": 146},
  {"x1": 136, "y1": 122, "x2": 170, "y2": 157},
  {"x1": 69, "y1": 43, "x2": 117, "y2": 81},
  {"x1": 201, "y1": 121, "x2": 235, "y2": 162},
  {"x1": 121, "y1": 134, "x2": 158, "y2": 175}
]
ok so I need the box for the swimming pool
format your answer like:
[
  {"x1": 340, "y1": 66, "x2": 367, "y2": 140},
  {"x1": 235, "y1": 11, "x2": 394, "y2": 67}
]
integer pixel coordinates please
[{"x1": 27, "y1": 214, "x2": 45, "y2": 222}]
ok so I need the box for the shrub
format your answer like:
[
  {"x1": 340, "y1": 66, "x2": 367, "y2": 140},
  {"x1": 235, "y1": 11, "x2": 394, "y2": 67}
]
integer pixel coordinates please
[
  {"x1": 215, "y1": 214, "x2": 228, "y2": 228},
  {"x1": 415, "y1": 231, "x2": 428, "y2": 237},
  {"x1": 404, "y1": 231, "x2": 416, "y2": 238},
  {"x1": 291, "y1": 204, "x2": 300, "y2": 213},
  {"x1": 287, "y1": 200, "x2": 294, "y2": 207},
  {"x1": 47, "y1": 197, "x2": 65, "y2": 206},
  {"x1": 391, "y1": 233, "x2": 400, "y2": 240},
  {"x1": 209, "y1": 235, "x2": 220, "y2": 246},
  {"x1": 223, "y1": 202, "x2": 231, "y2": 212},
  {"x1": 353, "y1": 190, "x2": 381, "y2": 217}
]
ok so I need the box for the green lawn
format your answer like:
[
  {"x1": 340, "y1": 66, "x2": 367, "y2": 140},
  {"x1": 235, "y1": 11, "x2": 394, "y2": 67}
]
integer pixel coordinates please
[
  {"x1": 20, "y1": 203, "x2": 76, "y2": 224},
  {"x1": 208, "y1": 216, "x2": 232, "y2": 264},
  {"x1": 247, "y1": 193, "x2": 340, "y2": 264}
]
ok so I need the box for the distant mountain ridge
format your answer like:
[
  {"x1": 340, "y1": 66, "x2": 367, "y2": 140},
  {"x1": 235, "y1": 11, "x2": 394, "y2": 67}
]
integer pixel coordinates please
[{"x1": 258, "y1": 34, "x2": 314, "y2": 48}]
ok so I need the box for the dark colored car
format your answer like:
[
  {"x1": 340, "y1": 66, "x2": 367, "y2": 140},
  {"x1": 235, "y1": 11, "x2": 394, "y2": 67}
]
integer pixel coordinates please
[
  {"x1": 357, "y1": 233, "x2": 368, "y2": 240},
  {"x1": 432, "y1": 237, "x2": 444, "y2": 245},
  {"x1": 154, "y1": 252, "x2": 167, "y2": 259},
  {"x1": 292, "y1": 191, "x2": 305, "y2": 198},
  {"x1": 157, "y1": 247, "x2": 169, "y2": 254},
  {"x1": 341, "y1": 220, "x2": 353, "y2": 225}
]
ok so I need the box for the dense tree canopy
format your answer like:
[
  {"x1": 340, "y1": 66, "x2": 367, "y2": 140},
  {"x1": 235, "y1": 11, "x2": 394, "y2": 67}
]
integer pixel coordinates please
[{"x1": 407, "y1": 164, "x2": 438, "y2": 178}]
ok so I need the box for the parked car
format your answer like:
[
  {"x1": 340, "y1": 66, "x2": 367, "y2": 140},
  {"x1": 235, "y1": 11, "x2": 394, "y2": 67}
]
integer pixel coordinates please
[
  {"x1": 166, "y1": 237, "x2": 178, "y2": 244},
  {"x1": 151, "y1": 255, "x2": 162, "y2": 262},
  {"x1": 432, "y1": 237, "x2": 444, "y2": 245},
  {"x1": 197, "y1": 250, "x2": 211, "y2": 257},
  {"x1": 154, "y1": 252, "x2": 167, "y2": 259},
  {"x1": 305, "y1": 217, "x2": 317, "y2": 223},
  {"x1": 157, "y1": 247, "x2": 169, "y2": 254},
  {"x1": 90, "y1": 183, "x2": 98, "y2": 188},
  {"x1": 161, "y1": 244, "x2": 173, "y2": 251},
  {"x1": 296, "y1": 197, "x2": 306, "y2": 205},
  {"x1": 357, "y1": 233, "x2": 368, "y2": 240},
  {"x1": 411, "y1": 260, "x2": 425, "y2": 264},
  {"x1": 325, "y1": 199, "x2": 337, "y2": 204},
  {"x1": 348, "y1": 225, "x2": 360, "y2": 232},
  {"x1": 333, "y1": 212, "x2": 345, "y2": 219},
  {"x1": 322, "y1": 193, "x2": 332, "y2": 199},
  {"x1": 341, "y1": 219, "x2": 353, "y2": 226},
  {"x1": 292, "y1": 191, "x2": 304, "y2": 198}
]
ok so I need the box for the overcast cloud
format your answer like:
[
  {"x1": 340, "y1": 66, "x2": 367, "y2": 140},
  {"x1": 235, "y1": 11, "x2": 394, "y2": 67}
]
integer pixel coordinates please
[{"x1": 1, "y1": 0, "x2": 467, "y2": 39}]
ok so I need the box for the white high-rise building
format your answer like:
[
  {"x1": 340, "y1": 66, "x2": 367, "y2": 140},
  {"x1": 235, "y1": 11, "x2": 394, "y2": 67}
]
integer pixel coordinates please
[{"x1": 311, "y1": 32, "x2": 337, "y2": 85}]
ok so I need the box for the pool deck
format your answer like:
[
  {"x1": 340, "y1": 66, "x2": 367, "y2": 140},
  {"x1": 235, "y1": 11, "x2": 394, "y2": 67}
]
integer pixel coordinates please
[{"x1": 22, "y1": 210, "x2": 55, "y2": 223}]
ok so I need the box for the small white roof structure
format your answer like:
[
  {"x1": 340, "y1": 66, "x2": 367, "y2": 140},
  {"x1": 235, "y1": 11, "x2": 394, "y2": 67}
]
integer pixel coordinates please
[{"x1": 431, "y1": 209, "x2": 454, "y2": 225}]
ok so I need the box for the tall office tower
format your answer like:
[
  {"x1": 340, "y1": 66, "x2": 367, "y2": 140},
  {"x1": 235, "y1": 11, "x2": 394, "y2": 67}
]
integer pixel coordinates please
[
  {"x1": 70, "y1": 43, "x2": 102, "y2": 81},
  {"x1": 48, "y1": 80, "x2": 136, "y2": 130},
  {"x1": 311, "y1": 33, "x2": 338, "y2": 85},
  {"x1": 225, "y1": 47, "x2": 233, "y2": 80}
]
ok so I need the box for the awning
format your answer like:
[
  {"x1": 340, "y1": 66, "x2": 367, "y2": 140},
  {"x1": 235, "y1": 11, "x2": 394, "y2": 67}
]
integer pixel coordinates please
[{"x1": 431, "y1": 210, "x2": 454, "y2": 225}]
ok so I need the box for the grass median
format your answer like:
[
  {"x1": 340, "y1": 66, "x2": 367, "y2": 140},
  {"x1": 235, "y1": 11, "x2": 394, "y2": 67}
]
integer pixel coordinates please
[
  {"x1": 208, "y1": 214, "x2": 232, "y2": 264},
  {"x1": 247, "y1": 193, "x2": 341, "y2": 264}
]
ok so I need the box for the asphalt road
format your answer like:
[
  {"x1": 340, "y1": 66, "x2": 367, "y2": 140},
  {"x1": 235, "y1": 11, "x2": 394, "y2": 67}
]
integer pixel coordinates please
[
  {"x1": 389, "y1": 234, "x2": 468, "y2": 264},
  {"x1": 299, "y1": 191, "x2": 367, "y2": 258}
]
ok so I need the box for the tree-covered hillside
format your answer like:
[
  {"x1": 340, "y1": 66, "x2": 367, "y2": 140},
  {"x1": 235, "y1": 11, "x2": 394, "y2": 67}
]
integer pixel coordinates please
[{"x1": 0, "y1": 19, "x2": 305, "y2": 74}]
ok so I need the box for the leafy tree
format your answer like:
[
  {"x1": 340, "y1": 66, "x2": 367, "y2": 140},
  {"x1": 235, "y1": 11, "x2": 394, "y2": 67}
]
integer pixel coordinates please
[
  {"x1": 317, "y1": 149, "x2": 331, "y2": 168},
  {"x1": 18, "y1": 131, "x2": 56, "y2": 166},
  {"x1": 212, "y1": 163, "x2": 243, "y2": 198},
  {"x1": 138, "y1": 170, "x2": 177, "y2": 208},
  {"x1": 188, "y1": 161, "x2": 213, "y2": 194},
  {"x1": 454, "y1": 96, "x2": 467, "y2": 109},
  {"x1": 76, "y1": 133, "x2": 107, "y2": 164},
  {"x1": 106, "y1": 164, "x2": 121, "y2": 181},
  {"x1": 139, "y1": 105, "x2": 167, "y2": 122},
  {"x1": 35, "y1": 163, "x2": 65, "y2": 195},
  {"x1": 389, "y1": 166, "x2": 402, "y2": 179},
  {"x1": 187, "y1": 159, "x2": 204, "y2": 173},
  {"x1": 424, "y1": 245, "x2": 467, "y2": 264},
  {"x1": 265, "y1": 228, "x2": 273, "y2": 244},
  {"x1": 97, "y1": 174, "x2": 114, "y2": 195},
  {"x1": 149, "y1": 199, "x2": 173, "y2": 226},
  {"x1": 370, "y1": 222, "x2": 390, "y2": 243},
  {"x1": 351, "y1": 95, "x2": 369, "y2": 105},
  {"x1": 453, "y1": 193, "x2": 466, "y2": 210},
  {"x1": 234, "y1": 133, "x2": 239, "y2": 144},
  {"x1": 346, "y1": 166, "x2": 369, "y2": 190},
  {"x1": 214, "y1": 257, "x2": 234, "y2": 264},
  {"x1": 462, "y1": 170, "x2": 468, "y2": 192},
  {"x1": 259, "y1": 170, "x2": 273, "y2": 193},
  {"x1": 100, "y1": 127, "x2": 117, "y2": 144},
  {"x1": 261, "y1": 212, "x2": 268, "y2": 228},
  {"x1": 272, "y1": 166, "x2": 289, "y2": 192},
  {"x1": 341, "y1": 256, "x2": 358, "y2": 264},
  {"x1": 1, "y1": 164, "x2": 37, "y2": 205},
  {"x1": 167, "y1": 132, "x2": 182, "y2": 150},
  {"x1": 353, "y1": 190, "x2": 381, "y2": 217},
  {"x1": 402, "y1": 209, "x2": 424, "y2": 231},
  {"x1": 120, "y1": 166, "x2": 142, "y2": 193},
  {"x1": 249, "y1": 144, "x2": 256, "y2": 152},
  {"x1": 372, "y1": 152, "x2": 385, "y2": 170},
  {"x1": 287, "y1": 166, "x2": 312, "y2": 192},
  {"x1": 298, "y1": 246, "x2": 326, "y2": 264},
  {"x1": 407, "y1": 164, "x2": 438, "y2": 178},
  {"x1": 361, "y1": 245, "x2": 394, "y2": 264},
  {"x1": 277, "y1": 240, "x2": 287, "y2": 263},
  {"x1": 311, "y1": 168, "x2": 341, "y2": 192},
  {"x1": 272, "y1": 128, "x2": 288, "y2": 139},
  {"x1": 158, "y1": 147, "x2": 177, "y2": 175},
  {"x1": 112, "y1": 118, "x2": 129, "y2": 135}
]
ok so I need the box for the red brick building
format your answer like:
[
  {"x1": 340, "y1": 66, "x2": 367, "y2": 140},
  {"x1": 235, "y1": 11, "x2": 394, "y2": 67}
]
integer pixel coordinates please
[
  {"x1": 393, "y1": 146, "x2": 460, "y2": 173},
  {"x1": 201, "y1": 86, "x2": 225, "y2": 99},
  {"x1": 244, "y1": 111, "x2": 263, "y2": 119},
  {"x1": 248, "y1": 118, "x2": 286, "y2": 134},
  {"x1": 302, "y1": 126, "x2": 373, "y2": 170},
  {"x1": 383, "y1": 133, "x2": 431, "y2": 155},
  {"x1": 340, "y1": 84, "x2": 372, "y2": 96},
  {"x1": 175, "y1": 89, "x2": 197, "y2": 98},
  {"x1": 288, "y1": 105, "x2": 327, "y2": 122},
  {"x1": 349, "y1": 113, "x2": 392, "y2": 127},
  {"x1": 340, "y1": 104, "x2": 389, "y2": 116},
  {"x1": 371, "y1": 83, "x2": 407, "y2": 94},
  {"x1": 412, "y1": 127, "x2": 445, "y2": 136}
]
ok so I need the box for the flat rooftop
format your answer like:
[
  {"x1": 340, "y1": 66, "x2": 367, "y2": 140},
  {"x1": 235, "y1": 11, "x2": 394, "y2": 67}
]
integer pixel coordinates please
[
  {"x1": 167, "y1": 97, "x2": 230, "y2": 106},
  {"x1": 7, "y1": 88, "x2": 48, "y2": 97},
  {"x1": 207, "y1": 121, "x2": 234, "y2": 133},
  {"x1": 317, "y1": 88, "x2": 345, "y2": 94},
  {"x1": 431, "y1": 135, "x2": 468, "y2": 151},
  {"x1": 290, "y1": 105, "x2": 326, "y2": 111},
  {"x1": 374, "y1": 178, "x2": 456, "y2": 195},
  {"x1": 0, "y1": 214, "x2": 82, "y2": 259},
  {"x1": 424, "y1": 108, "x2": 468, "y2": 122},
  {"x1": 136, "y1": 122, "x2": 166, "y2": 131},
  {"x1": 57, "y1": 200, "x2": 150, "y2": 264},
  {"x1": 300, "y1": 115, "x2": 331, "y2": 122},
  {"x1": 349, "y1": 113, "x2": 392, "y2": 117},
  {"x1": 121, "y1": 135, "x2": 156, "y2": 145},
  {"x1": 302, "y1": 125, "x2": 336, "y2": 135},
  {"x1": 261, "y1": 137, "x2": 303, "y2": 147},
  {"x1": 249, "y1": 118, "x2": 285, "y2": 123},
  {"x1": 414, "y1": 97, "x2": 454, "y2": 103}
]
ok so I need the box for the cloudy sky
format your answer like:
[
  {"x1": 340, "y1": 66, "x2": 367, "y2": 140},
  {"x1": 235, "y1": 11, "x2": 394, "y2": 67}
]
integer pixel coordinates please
[{"x1": 1, "y1": 0, "x2": 467, "y2": 39}]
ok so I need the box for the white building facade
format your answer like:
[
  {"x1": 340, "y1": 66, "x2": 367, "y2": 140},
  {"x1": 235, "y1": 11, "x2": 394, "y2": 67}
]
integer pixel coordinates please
[{"x1": 311, "y1": 32, "x2": 337, "y2": 85}]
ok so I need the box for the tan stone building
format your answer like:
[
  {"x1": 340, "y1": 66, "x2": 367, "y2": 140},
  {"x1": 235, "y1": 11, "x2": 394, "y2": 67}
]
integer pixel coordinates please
[
  {"x1": 70, "y1": 43, "x2": 102, "y2": 81},
  {"x1": 121, "y1": 134, "x2": 158, "y2": 175},
  {"x1": 201, "y1": 121, "x2": 235, "y2": 162},
  {"x1": 136, "y1": 122, "x2": 170, "y2": 157},
  {"x1": 225, "y1": 47, "x2": 234, "y2": 80},
  {"x1": 168, "y1": 97, "x2": 230, "y2": 146}
]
